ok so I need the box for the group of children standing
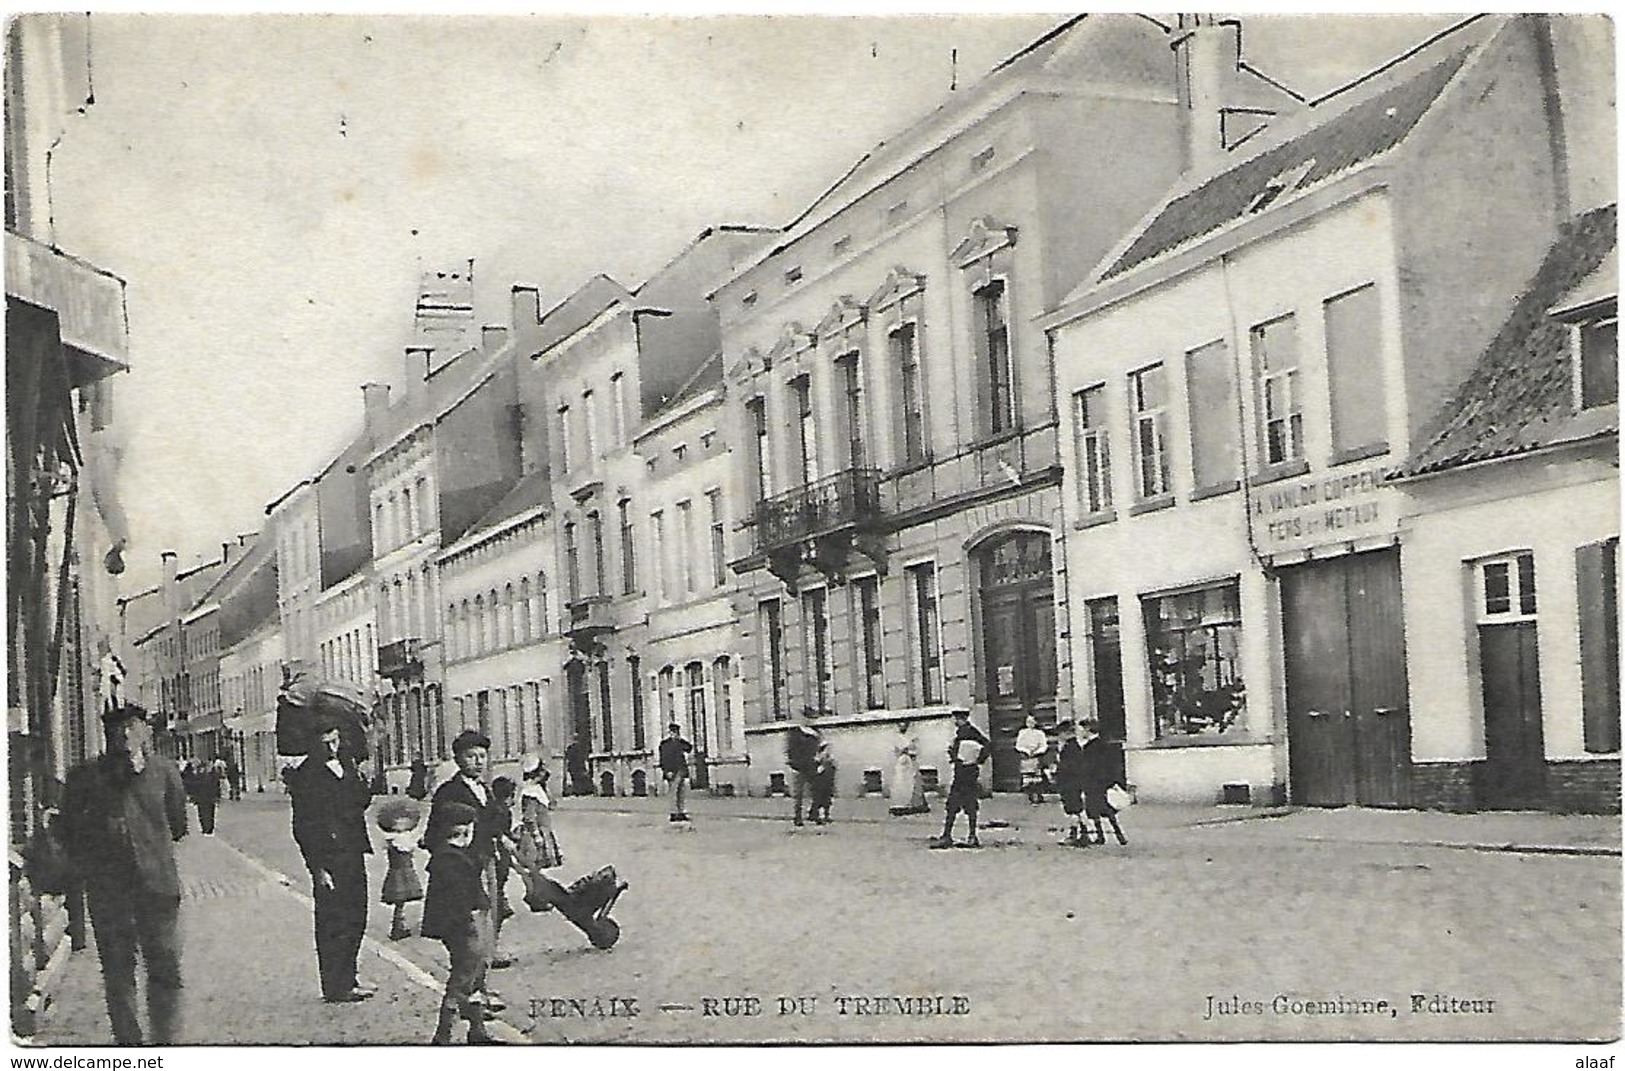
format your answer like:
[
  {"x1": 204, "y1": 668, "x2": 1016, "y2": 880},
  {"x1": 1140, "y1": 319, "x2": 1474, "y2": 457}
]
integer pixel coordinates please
[{"x1": 376, "y1": 742, "x2": 565, "y2": 1044}]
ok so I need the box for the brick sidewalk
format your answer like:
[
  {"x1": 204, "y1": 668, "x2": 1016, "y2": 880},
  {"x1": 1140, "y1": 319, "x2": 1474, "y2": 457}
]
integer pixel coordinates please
[{"x1": 21, "y1": 831, "x2": 472, "y2": 1046}]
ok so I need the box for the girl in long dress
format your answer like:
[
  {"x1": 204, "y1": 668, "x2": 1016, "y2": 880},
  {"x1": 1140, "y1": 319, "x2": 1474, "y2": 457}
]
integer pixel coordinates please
[
  {"x1": 889, "y1": 722, "x2": 928, "y2": 816},
  {"x1": 513, "y1": 754, "x2": 565, "y2": 911}
]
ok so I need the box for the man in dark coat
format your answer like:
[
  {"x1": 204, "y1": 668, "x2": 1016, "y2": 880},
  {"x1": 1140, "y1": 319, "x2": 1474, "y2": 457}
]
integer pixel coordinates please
[
  {"x1": 426, "y1": 730, "x2": 512, "y2": 973},
  {"x1": 658, "y1": 722, "x2": 693, "y2": 823},
  {"x1": 785, "y1": 721, "x2": 822, "y2": 827},
  {"x1": 285, "y1": 718, "x2": 375, "y2": 1003},
  {"x1": 60, "y1": 704, "x2": 188, "y2": 1044}
]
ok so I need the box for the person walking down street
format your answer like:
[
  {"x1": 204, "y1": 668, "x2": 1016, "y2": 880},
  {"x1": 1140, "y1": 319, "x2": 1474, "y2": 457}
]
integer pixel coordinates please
[
  {"x1": 513, "y1": 753, "x2": 564, "y2": 912},
  {"x1": 60, "y1": 704, "x2": 188, "y2": 1045},
  {"x1": 425, "y1": 730, "x2": 512, "y2": 989},
  {"x1": 1015, "y1": 715, "x2": 1050, "y2": 805},
  {"x1": 285, "y1": 717, "x2": 375, "y2": 1004},
  {"x1": 929, "y1": 711, "x2": 991, "y2": 850},
  {"x1": 658, "y1": 722, "x2": 694, "y2": 823},
  {"x1": 888, "y1": 721, "x2": 928, "y2": 816},
  {"x1": 422, "y1": 801, "x2": 502, "y2": 1045},
  {"x1": 1079, "y1": 720, "x2": 1129, "y2": 847},
  {"x1": 184, "y1": 758, "x2": 221, "y2": 835},
  {"x1": 808, "y1": 741, "x2": 837, "y2": 825},
  {"x1": 1052, "y1": 720, "x2": 1089, "y2": 847},
  {"x1": 564, "y1": 738, "x2": 591, "y2": 797},
  {"x1": 377, "y1": 799, "x2": 425, "y2": 940},
  {"x1": 224, "y1": 754, "x2": 241, "y2": 802},
  {"x1": 785, "y1": 720, "x2": 823, "y2": 827},
  {"x1": 407, "y1": 757, "x2": 431, "y2": 802}
]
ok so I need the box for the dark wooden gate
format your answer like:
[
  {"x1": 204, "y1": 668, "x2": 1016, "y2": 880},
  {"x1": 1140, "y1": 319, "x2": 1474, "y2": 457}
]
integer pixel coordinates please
[
  {"x1": 978, "y1": 531, "x2": 1058, "y2": 791},
  {"x1": 1479, "y1": 621, "x2": 1546, "y2": 808},
  {"x1": 1282, "y1": 549, "x2": 1411, "y2": 807}
]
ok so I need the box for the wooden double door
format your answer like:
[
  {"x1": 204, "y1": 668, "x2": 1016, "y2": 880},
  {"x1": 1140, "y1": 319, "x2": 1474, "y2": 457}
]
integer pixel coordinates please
[
  {"x1": 978, "y1": 532, "x2": 1058, "y2": 792},
  {"x1": 1282, "y1": 549, "x2": 1412, "y2": 807}
]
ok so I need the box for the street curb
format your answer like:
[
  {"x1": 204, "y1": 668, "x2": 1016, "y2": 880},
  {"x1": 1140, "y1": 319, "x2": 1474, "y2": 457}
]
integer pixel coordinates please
[
  {"x1": 1284, "y1": 835, "x2": 1621, "y2": 857},
  {"x1": 218, "y1": 839, "x2": 530, "y2": 1045}
]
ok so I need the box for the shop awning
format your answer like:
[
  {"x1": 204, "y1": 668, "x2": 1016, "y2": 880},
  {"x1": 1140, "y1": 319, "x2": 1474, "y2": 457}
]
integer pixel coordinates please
[
  {"x1": 224, "y1": 711, "x2": 276, "y2": 735},
  {"x1": 5, "y1": 230, "x2": 129, "y2": 384}
]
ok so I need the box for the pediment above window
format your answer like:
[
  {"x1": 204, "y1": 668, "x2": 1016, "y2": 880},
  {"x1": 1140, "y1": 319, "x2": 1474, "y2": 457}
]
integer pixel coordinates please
[
  {"x1": 952, "y1": 217, "x2": 1018, "y2": 268},
  {"x1": 868, "y1": 267, "x2": 927, "y2": 310},
  {"x1": 817, "y1": 296, "x2": 868, "y2": 339},
  {"x1": 725, "y1": 346, "x2": 765, "y2": 383},
  {"x1": 768, "y1": 322, "x2": 817, "y2": 364}
]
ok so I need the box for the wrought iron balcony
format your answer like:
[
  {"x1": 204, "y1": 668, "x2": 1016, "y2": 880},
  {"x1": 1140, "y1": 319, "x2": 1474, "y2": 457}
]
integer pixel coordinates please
[
  {"x1": 754, "y1": 468, "x2": 885, "y2": 554},
  {"x1": 565, "y1": 594, "x2": 614, "y2": 646},
  {"x1": 377, "y1": 638, "x2": 422, "y2": 678}
]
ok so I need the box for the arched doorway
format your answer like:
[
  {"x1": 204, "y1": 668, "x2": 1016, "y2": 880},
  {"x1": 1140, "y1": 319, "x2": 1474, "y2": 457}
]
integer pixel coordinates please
[{"x1": 976, "y1": 530, "x2": 1058, "y2": 791}]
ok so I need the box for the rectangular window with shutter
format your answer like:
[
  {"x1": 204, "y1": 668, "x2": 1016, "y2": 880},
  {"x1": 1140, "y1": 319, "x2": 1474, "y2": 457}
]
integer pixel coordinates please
[
  {"x1": 1577, "y1": 539, "x2": 1621, "y2": 753},
  {"x1": 1185, "y1": 340, "x2": 1239, "y2": 494},
  {"x1": 1325, "y1": 284, "x2": 1388, "y2": 460}
]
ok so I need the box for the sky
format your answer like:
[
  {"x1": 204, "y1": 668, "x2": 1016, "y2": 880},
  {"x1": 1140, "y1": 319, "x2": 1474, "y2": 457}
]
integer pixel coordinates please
[{"x1": 41, "y1": 10, "x2": 1462, "y2": 592}]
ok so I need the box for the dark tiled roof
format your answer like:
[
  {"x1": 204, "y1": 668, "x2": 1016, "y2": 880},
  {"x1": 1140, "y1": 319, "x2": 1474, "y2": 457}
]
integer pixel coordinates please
[
  {"x1": 656, "y1": 350, "x2": 722, "y2": 416},
  {"x1": 458, "y1": 468, "x2": 552, "y2": 546},
  {"x1": 531, "y1": 275, "x2": 634, "y2": 359},
  {"x1": 1397, "y1": 204, "x2": 1619, "y2": 479},
  {"x1": 1101, "y1": 48, "x2": 1472, "y2": 281}
]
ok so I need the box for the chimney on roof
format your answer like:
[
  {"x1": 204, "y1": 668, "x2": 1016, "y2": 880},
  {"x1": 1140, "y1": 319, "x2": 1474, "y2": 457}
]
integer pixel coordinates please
[
  {"x1": 512, "y1": 285, "x2": 542, "y2": 326},
  {"x1": 1172, "y1": 16, "x2": 1242, "y2": 172},
  {"x1": 482, "y1": 324, "x2": 509, "y2": 352},
  {"x1": 361, "y1": 382, "x2": 391, "y2": 435},
  {"x1": 406, "y1": 346, "x2": 434, "y2": 384},
  {"x1": 161, "y1": 550, "x2": 180, "y2": 615}
]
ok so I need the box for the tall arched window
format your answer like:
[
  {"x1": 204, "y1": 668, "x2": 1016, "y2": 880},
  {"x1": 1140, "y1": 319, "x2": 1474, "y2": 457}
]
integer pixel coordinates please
[
  {"x1": 445, "y1": 604, "x2": 459, "y2": 660},
  {"x1": 712, "y1": 655, "x2": 733, "y2": 754},
  {"x1": 490, "y1": 588, "x2": 504, "y2": 649},
  {"x1": 474, "y1": 595, "x2": 487, "y2": 654},
  {"x1": 503, "y1": 583, "x2": 517, "y2": 647},
  {"x1": 518, "y1": 578, "x2": 533, "y2": 642},
  {"x1": 535, "y1": 572, "x2": 549, "y2": 635}
]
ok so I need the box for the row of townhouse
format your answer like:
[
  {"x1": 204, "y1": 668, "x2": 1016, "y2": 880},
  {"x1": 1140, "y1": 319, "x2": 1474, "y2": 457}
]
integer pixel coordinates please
[
  {"x1": 125, "y1": 13, "x2": 1617, "y2": 814},
  {"x1": 713, "y1": 12, "x2": 1617, "y2": 812}
]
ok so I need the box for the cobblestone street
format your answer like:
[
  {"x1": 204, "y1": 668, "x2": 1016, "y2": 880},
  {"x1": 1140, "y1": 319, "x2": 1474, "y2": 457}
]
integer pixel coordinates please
[{"x1": 27, "y1": 793, "x2": 1621, "y2": 1045}]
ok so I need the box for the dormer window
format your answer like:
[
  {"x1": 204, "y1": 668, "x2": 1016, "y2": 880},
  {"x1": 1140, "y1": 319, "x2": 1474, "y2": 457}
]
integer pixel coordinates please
[
  {"x1": 832, "y1": 235, "x2": 851, "y2": 258},
  {"x1": 673, "y1": 443, "x2": 688, "y2": 463},
  {"x1": 784, "y1": 266, "x2": 803, "y2": 286},
  {"x1": 886, "y1": 201, "x2": 909, "y2": 226},
  {"x1": 1577, "y1": 316, "x2": 1618, "y2": 410},
  {"x1": 1247, "y1": 159, "x2": 1316, "y2": 215},
  {"x1": 742, "y1": 290, "x2": 758, "y2": 309},
  {"x1": 971, "y1": 146, "x2": 996, "y2": 172}
]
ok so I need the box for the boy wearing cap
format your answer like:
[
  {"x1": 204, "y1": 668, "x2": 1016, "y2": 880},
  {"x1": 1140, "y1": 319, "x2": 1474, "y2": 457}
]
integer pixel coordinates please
[
  {"x1": 60, "y1": 704, "x2": 189, "y2": 1044},
  {"x1": 929, "y1": 710, "x2": 991, "y2": 849},
  {"x1": 422, "y1": 802, "x2": 501, "y2": 1044},
  {"x1": 658, "y1": 722, "x2": 693, "y2": 823},
  {"x1": 426, "y1": 730, "x2": 513, "y2": 976}
]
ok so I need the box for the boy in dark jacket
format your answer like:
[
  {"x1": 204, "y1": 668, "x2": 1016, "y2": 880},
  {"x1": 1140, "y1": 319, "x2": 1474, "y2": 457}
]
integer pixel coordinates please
[
  {"x1": 929, "y1": 711, "x2": 991, "y2": 849},
  {"x1": 1079, "y1": 720, "x2": 1129, "y2": 846},
  {"x1": 422, "y1": 802, "x2": 500, "y2": 1044},
  {"x1": 1052, "y1": 720, "x2": 1089, "y2": 847}
]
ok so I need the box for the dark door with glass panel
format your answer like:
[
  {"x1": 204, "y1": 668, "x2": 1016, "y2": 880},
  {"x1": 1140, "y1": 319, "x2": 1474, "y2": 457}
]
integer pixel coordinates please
[
  {"x1": 978, "y1": 532, "x2": 1058, "y2": 792},
  {"x1": 1087, "y1": 597, "x2": 1128, "y2": 786}
]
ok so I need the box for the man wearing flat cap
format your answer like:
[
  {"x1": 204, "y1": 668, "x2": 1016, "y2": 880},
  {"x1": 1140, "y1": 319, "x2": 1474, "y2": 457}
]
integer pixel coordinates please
[
  {"x1": 59, "y1": 704, "x2": 188, "y2": 1044},
  {"x1": 284, "y1": 715, "x2": 374, "y2": 1003}
]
